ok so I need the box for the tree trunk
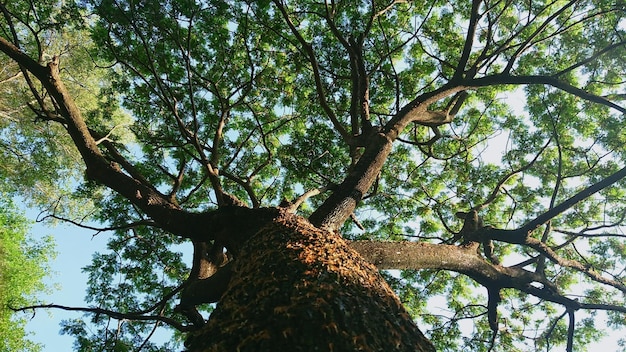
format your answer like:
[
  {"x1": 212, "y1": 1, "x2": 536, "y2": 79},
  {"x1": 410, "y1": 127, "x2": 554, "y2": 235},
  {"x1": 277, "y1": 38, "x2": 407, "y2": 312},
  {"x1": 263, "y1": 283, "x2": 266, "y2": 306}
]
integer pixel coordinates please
[{"x1": 184, "y1": 211, "x2": 434, "y2": 352}]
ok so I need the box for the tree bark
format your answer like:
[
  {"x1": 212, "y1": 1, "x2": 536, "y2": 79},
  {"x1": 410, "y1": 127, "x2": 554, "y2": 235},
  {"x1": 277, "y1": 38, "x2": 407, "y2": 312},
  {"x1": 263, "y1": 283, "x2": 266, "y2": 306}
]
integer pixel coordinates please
[
  {"x1": 309, "y1": 132, "x2": 392, "y2": 232},
  {"x1": 184, "y1": 211, "x2": 435, "y2": 352}
]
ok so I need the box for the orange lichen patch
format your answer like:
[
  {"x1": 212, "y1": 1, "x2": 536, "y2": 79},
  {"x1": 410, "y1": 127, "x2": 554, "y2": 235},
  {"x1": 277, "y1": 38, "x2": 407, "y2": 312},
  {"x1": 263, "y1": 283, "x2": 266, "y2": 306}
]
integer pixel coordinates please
[
  {"x1": 236, "y1": 329, "x2": 272, "y2": 349},
  {"x1": 322, "y1": 322, "x2": 339, "y2": 334},
  {"x1": 185, "y1": 211, "x2": 434, "y2": 352},
  {"x1": 273, "y1": 305, "x2": 290, "y2": 314},
  {"x1": 352, "y1": 334, "x2": 370, "y2": 351},
  {"x1": 281, "y1": 327, "x2": 293, "y2": 338}
]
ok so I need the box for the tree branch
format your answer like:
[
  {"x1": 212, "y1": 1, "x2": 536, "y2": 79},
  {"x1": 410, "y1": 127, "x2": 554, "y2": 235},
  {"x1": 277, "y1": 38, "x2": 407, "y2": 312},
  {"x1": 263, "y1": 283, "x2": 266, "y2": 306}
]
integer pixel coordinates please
[
  {"x1": 11, "y1": 304, "x2": 192, "y2": 332},
  {"x1": 284, "y1": 187, "x2": 324, "y2": 213},
  {"x1": 272, "y1": 0, "x2": 351, "y2": 143},
  {"x1": 309, "y1": 80, "x2": 469, "y2": 231},
  {"x1": 453, "y1": 0, "x2": 481, "y2": 81},
  {"x1": 470, "y1": 74, "x2": 626, "y2": 114},
  {"x1": 521, "y1": 163, "x2": 626, "y2": 236},
  {"x1": 524, "y1": 237, "x2": 626, "y2": 293},
  {"x1": 384, "y1": 84, "x2": 468, "y2": 140},
  {"x1": 554, "y1": 40, "x2": 626, "y2": 78},
  {"x1": 478, "y1": 136, "x2": 552, "y2": 210},
  {"x1": 502, "y1": 0, "x2": 578, "y2": 73},
  {"x1": 350, "y1": 240, "x2": 626, "y2": 315},
  {"x1": 37, "y1": 213, "x2": 156, "y2": 234},
  {"x1": 0, "y1": 35, "x2": 209, "y2": 239}
]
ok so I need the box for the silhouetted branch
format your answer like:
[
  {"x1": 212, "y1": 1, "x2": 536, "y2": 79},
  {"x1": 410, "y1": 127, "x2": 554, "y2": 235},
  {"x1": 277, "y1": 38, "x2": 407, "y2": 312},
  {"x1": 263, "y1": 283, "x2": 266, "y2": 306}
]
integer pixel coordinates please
[
  {"x1": 272, "y1": 0, "x2": 351, "y2": 143},
  {"x1": 486, "y1": 162, "x2": 626, "y2": 247},
  {"x1": 37, "y1": 213, "x2": 156, "y2": 233},
  {"x1": 566, "y1": 309, "x2": 575, "y2": 352},
  {"x1": 11, "y1": 304, "x2": 192, "y2": 332},
  {"x1": 453, "y1": 0, "x2": 481, "y2": 81},
  {"x1": 470, "y1": 74, "x2": 626, "y2": 113}
]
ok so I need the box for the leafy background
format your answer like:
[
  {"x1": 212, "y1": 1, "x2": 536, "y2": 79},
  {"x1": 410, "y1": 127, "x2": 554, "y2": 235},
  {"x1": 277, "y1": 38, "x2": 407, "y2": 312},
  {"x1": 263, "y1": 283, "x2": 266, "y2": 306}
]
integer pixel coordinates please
[{"x1": 2, "y1": 0, "x2": 626, "y2": 350}]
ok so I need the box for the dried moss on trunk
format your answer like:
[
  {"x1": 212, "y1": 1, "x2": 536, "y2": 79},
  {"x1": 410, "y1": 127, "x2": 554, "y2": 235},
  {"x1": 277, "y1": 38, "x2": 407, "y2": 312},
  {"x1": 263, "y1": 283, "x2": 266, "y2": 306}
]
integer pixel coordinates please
[{"x1": 185, "y1": 212, "x2": 434, "y2": 352}]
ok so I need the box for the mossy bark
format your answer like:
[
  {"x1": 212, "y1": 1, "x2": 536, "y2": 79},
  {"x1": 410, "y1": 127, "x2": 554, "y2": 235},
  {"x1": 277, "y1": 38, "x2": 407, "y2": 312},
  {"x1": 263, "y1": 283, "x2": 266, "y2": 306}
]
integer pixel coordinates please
[{"x1": 184, "y1": 212, "x2": 434, "y2": 351}]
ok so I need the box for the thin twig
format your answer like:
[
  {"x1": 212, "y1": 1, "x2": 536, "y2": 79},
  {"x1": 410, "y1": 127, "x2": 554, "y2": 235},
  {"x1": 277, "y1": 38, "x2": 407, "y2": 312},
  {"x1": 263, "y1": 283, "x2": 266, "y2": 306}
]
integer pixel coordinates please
[{"x1": 11, "y1": 304, "x2": 192, "y2": 332}]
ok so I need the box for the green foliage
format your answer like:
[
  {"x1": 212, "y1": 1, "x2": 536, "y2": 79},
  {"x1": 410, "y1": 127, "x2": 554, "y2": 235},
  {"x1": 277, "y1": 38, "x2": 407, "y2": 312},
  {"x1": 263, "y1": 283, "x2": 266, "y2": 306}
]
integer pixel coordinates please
[
  {"x1": 0, "y1": 197, "x2": 55, "y2": 352},
  {"x1": 0, "y1": 0, "x2": 131, "y2": 215},
  {"x1": 2, "y1": 0, "x2": 626, "y2": 350}
]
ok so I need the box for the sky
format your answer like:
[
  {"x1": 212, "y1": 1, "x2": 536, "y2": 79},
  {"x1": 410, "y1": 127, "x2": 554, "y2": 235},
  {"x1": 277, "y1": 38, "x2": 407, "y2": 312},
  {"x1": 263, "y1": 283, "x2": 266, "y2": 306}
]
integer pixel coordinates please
[
  {"x1": 24, "y1": 214, "x2": 111, "y2": 350},
  {"x1": 20, "y1": 197, "x2": 198, "y2": 351},
  {"x1": 21, "y1": 205, "x2": 189, "y2": 350}
]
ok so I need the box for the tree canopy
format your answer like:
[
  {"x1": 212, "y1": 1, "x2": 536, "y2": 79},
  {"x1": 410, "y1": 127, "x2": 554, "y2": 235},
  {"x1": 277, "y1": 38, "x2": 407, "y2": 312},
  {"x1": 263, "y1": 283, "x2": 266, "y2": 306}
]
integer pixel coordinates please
[{"x1": 2, "y1": 0, "x2": 626, "y2": 351}]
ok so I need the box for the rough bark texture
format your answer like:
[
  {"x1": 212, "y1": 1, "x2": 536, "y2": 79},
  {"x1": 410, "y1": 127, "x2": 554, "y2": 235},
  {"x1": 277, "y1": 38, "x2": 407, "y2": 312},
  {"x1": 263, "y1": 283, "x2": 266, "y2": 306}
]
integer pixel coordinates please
[
  {"x1": 308, "y1": 132, "x2": 392, "y2": 232},
  {"x1": 350, "y1": 240, "x2": 483, "y2": 271},
  {"x1": 184, "y1": 211, "x2": 434, "y2": 352}
]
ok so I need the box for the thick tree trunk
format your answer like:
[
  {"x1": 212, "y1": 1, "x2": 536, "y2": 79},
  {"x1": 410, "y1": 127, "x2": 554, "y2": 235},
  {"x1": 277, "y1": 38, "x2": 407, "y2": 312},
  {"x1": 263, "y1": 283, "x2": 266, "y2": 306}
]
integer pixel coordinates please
[{"x1": 184, "y1": 212, "x2": 434, "y2": 352}]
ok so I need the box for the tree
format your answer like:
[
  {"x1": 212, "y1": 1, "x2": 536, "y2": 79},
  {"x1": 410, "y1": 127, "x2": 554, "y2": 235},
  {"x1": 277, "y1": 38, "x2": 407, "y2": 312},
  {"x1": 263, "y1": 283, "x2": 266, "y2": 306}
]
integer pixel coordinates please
[
  {"x1": 2, "y1": 0, "x2": 626, "y2": 350},
  {"x1": 0, "y1": 197, "x2": 55, "y2": 352},
  {"x1": 0, "y1": 0, "x2": 130, "y2": 210}
]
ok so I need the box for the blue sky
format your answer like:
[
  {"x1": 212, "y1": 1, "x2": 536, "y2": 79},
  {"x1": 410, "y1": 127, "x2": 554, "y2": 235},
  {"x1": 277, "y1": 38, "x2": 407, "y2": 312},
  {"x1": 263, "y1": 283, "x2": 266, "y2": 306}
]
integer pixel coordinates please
[
  {"x1": 24, "y1": 213, "x2": 110, "y2": 350},
  {"x1": 21, "y1": 203, "x2": 191, "y2": 350}
]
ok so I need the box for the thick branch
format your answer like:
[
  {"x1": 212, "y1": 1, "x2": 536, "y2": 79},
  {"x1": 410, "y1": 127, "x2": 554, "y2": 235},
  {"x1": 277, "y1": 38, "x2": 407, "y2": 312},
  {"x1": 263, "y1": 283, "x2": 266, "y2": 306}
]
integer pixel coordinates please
[
  {"x1": 0, "y1": 37, "x2": 47, "y2": 78},
  {"x1": 352, "y1": 240, "x2": 481, "y2": 270},
  {"x1": 306, "y1": 67, "x2": 623, "y2": 233},
  {"x1": 309, "y1": 85, "x2": 465, "y2": 231},
  {"x1": 453, "y1": 0, "x2": 481, "y2": 81},
  {"x1": 1, "y1": 35, "x2": 287, "y2": 248},
  {"x1": 470, "y1": 74, "x2": 626, "y2": 114},
  {"x1": 284, "y1": 187, "x2": 324, "y2": 213},
  {"x1": 349, "y1": 240, "x2": 625, "y2": 314},
  {"x1": 384, "y1": 84, "x2": 468, "y2": 139},
  {"x1": 0, "y1": 36, "x2": 218, "y2": 238},
  {"x1": 350, "y1": 240, "x2": 554, "y2": 293},
  {"x1": 308, "y1": 132, "x2": 392, "y2": 231}
]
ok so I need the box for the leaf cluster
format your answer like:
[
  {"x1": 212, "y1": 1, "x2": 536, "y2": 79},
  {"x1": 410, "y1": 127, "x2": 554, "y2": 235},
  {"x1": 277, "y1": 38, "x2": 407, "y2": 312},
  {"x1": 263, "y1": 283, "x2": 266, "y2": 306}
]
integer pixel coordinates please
[
  {"x1": 0, "y1": 197, "x2": 55, "y2": 352},
  {"x1": 2, "y1": 0, "x2": 626, "y2": 350}
]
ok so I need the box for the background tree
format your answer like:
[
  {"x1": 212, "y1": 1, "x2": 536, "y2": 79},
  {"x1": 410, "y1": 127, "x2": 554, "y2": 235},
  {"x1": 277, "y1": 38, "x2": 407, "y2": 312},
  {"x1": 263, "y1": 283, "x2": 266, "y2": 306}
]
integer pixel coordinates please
[
  {"x1": 0, "y1": 197, "x2": 55, "y2": 352},
  {"x1": 2, "y1": 0, "x2": 626, "y2": 351}
]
